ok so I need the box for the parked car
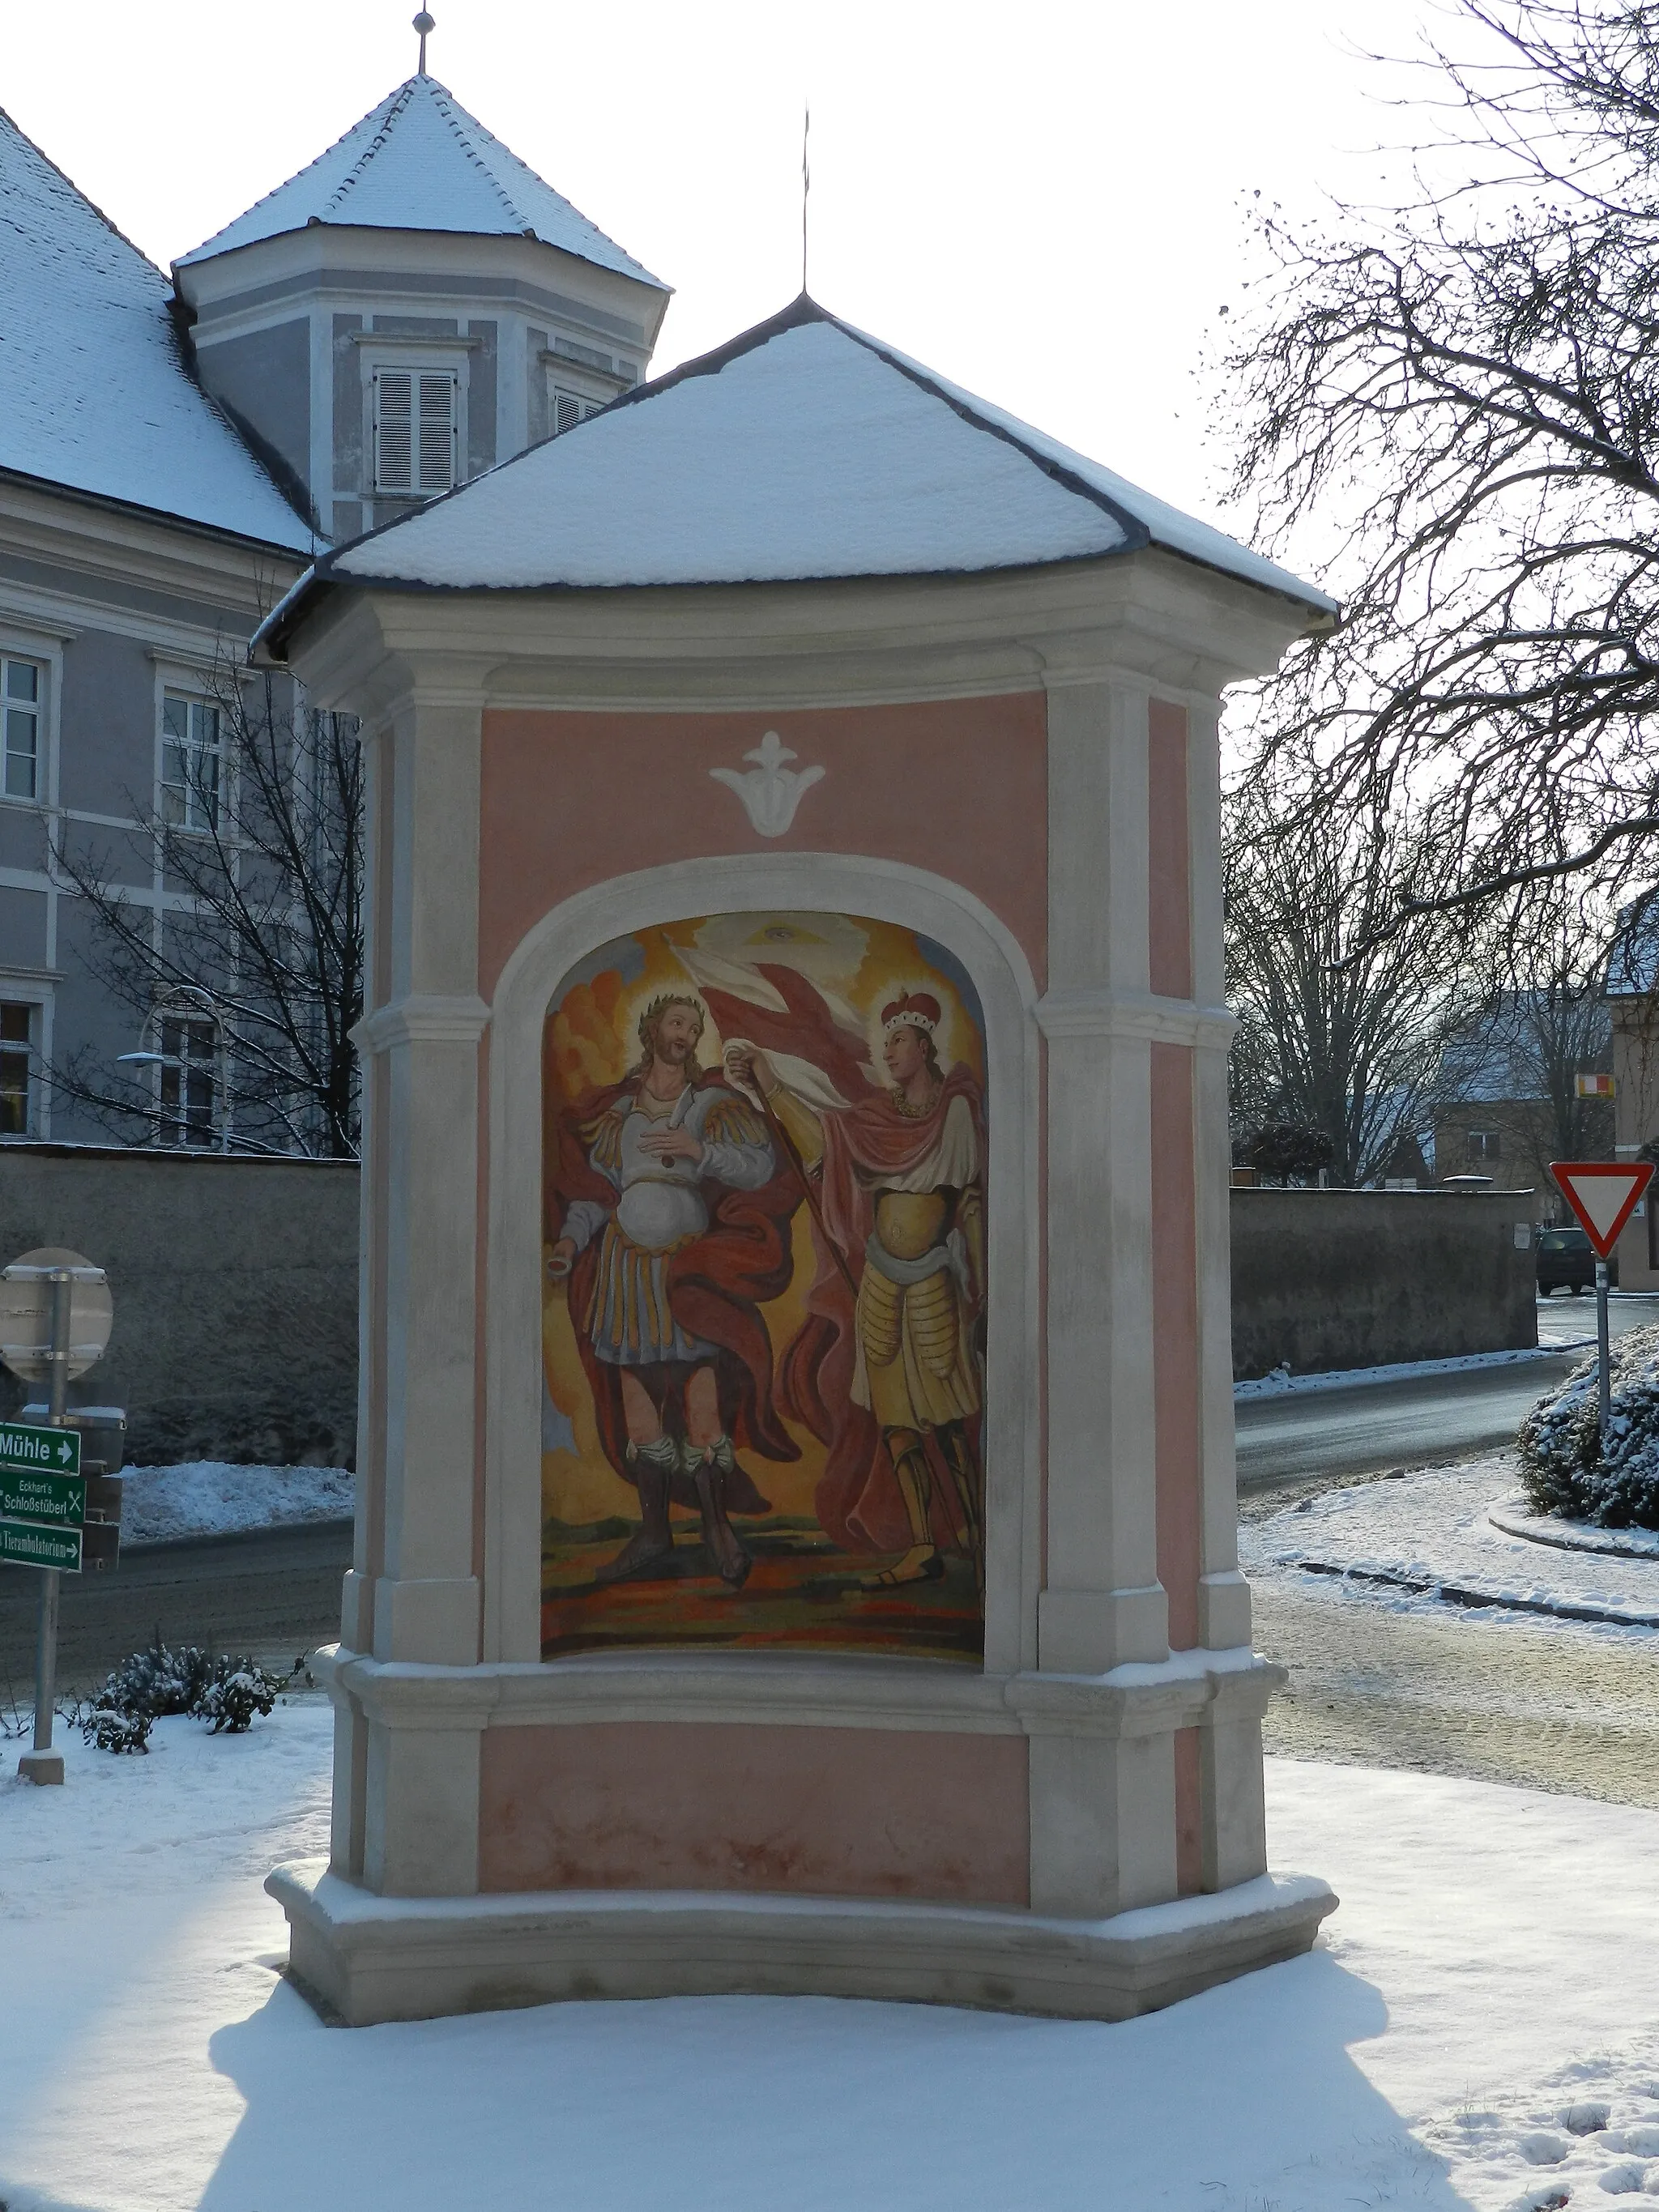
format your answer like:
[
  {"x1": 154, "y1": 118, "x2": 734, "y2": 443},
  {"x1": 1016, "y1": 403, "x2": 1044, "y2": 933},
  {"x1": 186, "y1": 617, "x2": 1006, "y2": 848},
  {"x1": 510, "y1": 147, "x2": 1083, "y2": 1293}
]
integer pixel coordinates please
[{"x1": 1536, "y1": 1224, "x2": 1619, "y2": 1294}]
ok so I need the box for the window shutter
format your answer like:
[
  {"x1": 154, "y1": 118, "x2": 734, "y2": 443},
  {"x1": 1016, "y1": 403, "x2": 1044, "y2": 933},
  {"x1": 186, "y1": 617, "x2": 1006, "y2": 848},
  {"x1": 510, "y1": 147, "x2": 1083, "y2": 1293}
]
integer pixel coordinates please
[
  {"x1": 553, "y1": 390, "x2": 582, "y2": 437},
  {"x1": 417, "y1": 372, "x2": 456, "y2": 492},
  {"x1": 374, "y1": 369, "x2": 414, "y2": 492}
]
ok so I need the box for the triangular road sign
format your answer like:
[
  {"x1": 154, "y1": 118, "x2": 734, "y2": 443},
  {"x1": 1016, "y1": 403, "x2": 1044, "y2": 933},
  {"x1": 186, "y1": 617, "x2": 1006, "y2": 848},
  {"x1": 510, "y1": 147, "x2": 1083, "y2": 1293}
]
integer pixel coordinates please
[{"x1": 1550, "y1": 1161, "x2": 1654, "y2": 1258}]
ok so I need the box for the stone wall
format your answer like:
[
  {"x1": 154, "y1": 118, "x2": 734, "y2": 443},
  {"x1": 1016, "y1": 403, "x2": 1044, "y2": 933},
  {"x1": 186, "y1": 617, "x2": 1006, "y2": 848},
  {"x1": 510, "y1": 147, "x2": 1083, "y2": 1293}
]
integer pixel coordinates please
[
  {"x1": 1230, "y1": 1186, "x2": 1539, "y2": 1379},
  {"x1": 0, "y1": 1144, "x2": 357, "y2": 1464}
]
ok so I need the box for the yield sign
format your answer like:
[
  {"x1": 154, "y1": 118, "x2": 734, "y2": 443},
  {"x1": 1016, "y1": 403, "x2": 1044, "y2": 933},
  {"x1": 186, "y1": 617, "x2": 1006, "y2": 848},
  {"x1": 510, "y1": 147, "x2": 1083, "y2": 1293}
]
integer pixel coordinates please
[{"x1": 1550, "y1": 1161, "x2": 1654, "y2": 1258}]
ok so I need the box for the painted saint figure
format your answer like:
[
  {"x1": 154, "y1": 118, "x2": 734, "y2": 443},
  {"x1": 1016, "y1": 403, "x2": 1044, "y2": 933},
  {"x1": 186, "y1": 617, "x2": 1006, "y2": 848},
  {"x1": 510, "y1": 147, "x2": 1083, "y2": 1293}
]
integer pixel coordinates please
[
  {"x1": 726, "y1": 991, "x2": 986, "y2": 1590},
  {"x1": 548, "y1": 995, "x2": 800, "y2": 1587}
]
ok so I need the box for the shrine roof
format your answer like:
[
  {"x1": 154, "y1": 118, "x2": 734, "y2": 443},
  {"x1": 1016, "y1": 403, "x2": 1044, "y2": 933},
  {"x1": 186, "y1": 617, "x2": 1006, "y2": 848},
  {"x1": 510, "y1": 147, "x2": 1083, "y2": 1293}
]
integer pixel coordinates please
[
  {"x1": 261, "y1": 296, "x2": 1334, "y2": 633},
  {"x1": 175, "y1": 73, "x2": 663, "y2": 290}
]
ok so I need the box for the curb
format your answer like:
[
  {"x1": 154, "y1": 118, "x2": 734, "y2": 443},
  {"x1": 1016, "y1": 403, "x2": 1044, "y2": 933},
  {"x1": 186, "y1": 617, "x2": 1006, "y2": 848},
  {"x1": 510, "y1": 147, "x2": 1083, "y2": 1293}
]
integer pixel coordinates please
[
  {"x1": 1291, "y1": 1557, "x2": 1659, "y2": 1632},
  {"x1": 1486, "y1": 1495, "x2": 1659, "y2": 1563}
]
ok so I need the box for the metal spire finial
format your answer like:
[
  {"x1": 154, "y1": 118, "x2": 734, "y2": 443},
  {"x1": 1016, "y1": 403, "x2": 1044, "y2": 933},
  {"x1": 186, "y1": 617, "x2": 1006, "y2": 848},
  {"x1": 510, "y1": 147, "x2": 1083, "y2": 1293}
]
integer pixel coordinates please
[
  {"x1": 413, "y1": 10, "x2": 435, "y2": 73},
  {"x1": 801, "y1": 104, "x2": 811, "y2": 295}
]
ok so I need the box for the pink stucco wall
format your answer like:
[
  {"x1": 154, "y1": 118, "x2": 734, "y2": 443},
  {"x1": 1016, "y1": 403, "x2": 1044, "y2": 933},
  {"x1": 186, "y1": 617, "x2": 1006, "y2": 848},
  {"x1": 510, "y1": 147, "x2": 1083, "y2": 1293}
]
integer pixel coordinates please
[
  {"x1": 476, "y1": 695, "x2": 1050, "y2": 998},
  {"x1": 479, "y1": 1722, "x2": 1031, "y2": 1903}
]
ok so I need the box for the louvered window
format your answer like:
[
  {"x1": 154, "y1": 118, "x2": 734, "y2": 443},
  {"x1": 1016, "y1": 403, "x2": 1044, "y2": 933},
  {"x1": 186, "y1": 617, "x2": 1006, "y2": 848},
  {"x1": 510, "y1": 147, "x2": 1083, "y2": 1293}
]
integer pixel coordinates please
[
  {"x1": 549, "y1": 386, "x2": 605, "y2": 439},
  {"x1": 373, "y1": 367, "x2": 458, "y2": 495}
]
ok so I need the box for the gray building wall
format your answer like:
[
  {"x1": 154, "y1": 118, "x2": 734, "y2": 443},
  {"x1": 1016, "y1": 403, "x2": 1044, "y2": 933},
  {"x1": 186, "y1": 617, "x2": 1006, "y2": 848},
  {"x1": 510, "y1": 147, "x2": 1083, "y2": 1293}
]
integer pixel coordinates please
[
  {"x1": 1230, "y1": 1187, "x2": 1539, "y2": 1379},
  {"x1": 0, "y1": 1145, "x2": 358, "y2": 1464},
  {"x1": 0, "y1": 559, "x2": 278, "y2": 1145},
  {"x1": 194, "y1": 318, "x2": 313, "y2": 523}
]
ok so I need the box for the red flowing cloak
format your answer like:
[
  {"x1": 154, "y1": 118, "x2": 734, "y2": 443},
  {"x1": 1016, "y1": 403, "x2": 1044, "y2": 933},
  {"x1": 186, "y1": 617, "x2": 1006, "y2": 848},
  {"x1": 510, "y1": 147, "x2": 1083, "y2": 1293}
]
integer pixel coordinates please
[
  {"x1": 773, "y1": 1065, "x2": 987, "y2": 1554},
  {"x1": 545, "y1": 1069, "x2": 802, "y2": 1515}
]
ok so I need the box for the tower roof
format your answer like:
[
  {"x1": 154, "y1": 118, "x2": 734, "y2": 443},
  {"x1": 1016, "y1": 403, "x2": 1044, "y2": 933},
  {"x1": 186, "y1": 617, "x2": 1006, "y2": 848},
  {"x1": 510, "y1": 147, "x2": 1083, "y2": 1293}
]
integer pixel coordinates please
[
  {"x1": 0, "y1": 107, "x2": 313, "y2": 548},
  {"x1": 261, "y1": 296, "x2": 1333, "y2": 629},
  {"x1": 176, "y1": 73, "x2": 665, "y2": 290}
]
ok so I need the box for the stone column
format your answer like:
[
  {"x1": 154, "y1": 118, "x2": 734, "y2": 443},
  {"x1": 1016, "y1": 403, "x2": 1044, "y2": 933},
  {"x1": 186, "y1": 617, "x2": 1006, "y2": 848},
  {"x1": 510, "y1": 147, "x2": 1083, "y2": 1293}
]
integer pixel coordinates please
[
  {"x1": 340, "y1": 687, "x2": 491, "y2": 1894},
  {"x1": 1029, "y1": 674, "x2": 1176, "y2": 1916},
  {"x1": 1183, "y1": 696, "x2": 1269, "y2": 1890}
]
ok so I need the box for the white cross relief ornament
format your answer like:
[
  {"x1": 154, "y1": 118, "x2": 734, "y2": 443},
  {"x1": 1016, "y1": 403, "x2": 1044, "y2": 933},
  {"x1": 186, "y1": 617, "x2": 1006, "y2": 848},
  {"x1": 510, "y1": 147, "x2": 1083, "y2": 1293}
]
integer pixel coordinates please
[{"x1": 709, "y1": 731, "x2": 825, "y2": 838}]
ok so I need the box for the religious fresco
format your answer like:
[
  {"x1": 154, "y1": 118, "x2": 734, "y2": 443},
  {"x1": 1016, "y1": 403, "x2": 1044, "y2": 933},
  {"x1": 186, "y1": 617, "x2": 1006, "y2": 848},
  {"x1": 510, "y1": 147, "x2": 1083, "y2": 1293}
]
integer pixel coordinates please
[{"x1": 540, "y1": 910, "x2": 987, "y2": 1661}]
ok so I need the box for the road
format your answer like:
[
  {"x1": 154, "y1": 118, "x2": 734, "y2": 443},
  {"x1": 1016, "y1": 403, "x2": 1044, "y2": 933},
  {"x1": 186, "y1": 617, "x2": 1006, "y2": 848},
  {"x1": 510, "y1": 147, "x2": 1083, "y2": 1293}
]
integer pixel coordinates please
[
  {"x1": 1235, "y1": 1290, "x2": 1659, "y2": 1493},
  {"x1": 0, "y1": 1519, "x2": 351, "y2": 1706}
]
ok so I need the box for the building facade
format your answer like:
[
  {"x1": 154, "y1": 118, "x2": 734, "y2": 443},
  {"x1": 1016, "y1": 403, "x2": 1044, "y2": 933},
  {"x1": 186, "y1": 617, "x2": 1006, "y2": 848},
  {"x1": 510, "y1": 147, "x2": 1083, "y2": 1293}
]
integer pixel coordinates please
[{"x1": 0, "y1": 63, "x2": 666, "y2": 1148}]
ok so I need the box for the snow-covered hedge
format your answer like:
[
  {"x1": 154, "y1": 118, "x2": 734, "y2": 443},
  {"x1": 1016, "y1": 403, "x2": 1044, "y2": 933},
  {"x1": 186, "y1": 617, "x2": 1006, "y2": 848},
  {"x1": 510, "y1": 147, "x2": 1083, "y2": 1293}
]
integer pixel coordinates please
[
  {"x1": 1517, "y1": 1323, "x2": 1659, "y2": 1530},
  {"x1": 79, "y1": 1639, "x2": 288, "y2": 1754}
]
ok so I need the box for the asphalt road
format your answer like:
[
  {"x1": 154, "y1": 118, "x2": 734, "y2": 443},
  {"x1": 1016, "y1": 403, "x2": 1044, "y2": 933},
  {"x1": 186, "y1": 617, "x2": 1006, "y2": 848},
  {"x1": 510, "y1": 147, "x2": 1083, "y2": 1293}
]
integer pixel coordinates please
[
  {"x1": 0, "y1": 1519, "x2": 351, "y2": 1706},
  {"x1": 1235, "y1": 1291, "x2": 1659, "y2": 1494}
]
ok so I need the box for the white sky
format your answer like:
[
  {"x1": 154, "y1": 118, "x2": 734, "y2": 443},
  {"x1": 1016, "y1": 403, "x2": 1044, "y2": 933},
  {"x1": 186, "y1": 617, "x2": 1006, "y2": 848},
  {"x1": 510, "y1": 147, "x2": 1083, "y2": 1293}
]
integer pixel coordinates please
[{"x1": 4, "y1": 0, "x2": 1472, "y2": 560}]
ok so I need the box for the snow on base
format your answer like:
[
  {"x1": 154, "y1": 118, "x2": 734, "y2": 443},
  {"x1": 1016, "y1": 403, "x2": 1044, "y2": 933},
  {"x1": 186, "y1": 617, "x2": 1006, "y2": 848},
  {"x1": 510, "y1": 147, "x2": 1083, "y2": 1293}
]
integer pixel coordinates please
[
  {"x1": 1242, "y1": 1457, "x2": 1659, "y2": 1630},
  {"x1": 5, "y1": 1712, "x2": 1659, "y2": 2210},
  {"x1": 120, "y1": 1461, "x2": 353, "y2": 1545}
]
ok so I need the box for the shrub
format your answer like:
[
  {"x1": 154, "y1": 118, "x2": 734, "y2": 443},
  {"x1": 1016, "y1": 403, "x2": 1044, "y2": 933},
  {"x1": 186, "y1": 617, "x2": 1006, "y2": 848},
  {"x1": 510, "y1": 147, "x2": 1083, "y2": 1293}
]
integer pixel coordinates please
[
  {"x1": 85, "y1": 1705, "x2": 152, "y2": 1754},
  {"x1": 196, "y1": 1656, "x2": 282, "y2": 1735},
  {"x1": 80, "y1": 1636, "x2": 289, "y2": 1752},
  {"x1": 1236, "y1": 1122, "x2": 1336, "y2": 1180},
  {"x1": 1516, "y1": 1322, "x2": 1659, "y2": 1529}
]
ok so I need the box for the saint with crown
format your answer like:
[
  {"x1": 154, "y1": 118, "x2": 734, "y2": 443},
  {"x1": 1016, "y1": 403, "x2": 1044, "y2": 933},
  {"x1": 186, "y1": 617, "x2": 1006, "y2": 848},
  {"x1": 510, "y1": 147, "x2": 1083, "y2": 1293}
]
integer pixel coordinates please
[{"x1": 723, "y1": 987, "x2": 986, "y2": 1593}]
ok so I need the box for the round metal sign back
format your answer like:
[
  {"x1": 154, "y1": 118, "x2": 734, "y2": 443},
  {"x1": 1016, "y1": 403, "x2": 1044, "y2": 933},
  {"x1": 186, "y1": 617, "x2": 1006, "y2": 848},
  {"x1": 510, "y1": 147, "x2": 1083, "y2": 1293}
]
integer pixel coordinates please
[{"x1": 0, "y1": 1247, "x2": 114, "y2": 1382}]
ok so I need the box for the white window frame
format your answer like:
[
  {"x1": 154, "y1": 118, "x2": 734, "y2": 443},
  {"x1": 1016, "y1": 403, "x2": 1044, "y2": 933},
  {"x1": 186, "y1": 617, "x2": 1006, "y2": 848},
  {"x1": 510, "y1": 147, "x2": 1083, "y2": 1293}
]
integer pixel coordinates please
[
  {"x1": 2, "y1": 652, "x2": 45, "y2": 803},
  {"x1": 0, "y1": 616, "x2": 65, "y2": 815},
  {"x1": 159, "y1": 688, "x2": 226, "y2": 834},
  {"x1": 0, "y1": 995, "x2": 50, "y2": 1150}
]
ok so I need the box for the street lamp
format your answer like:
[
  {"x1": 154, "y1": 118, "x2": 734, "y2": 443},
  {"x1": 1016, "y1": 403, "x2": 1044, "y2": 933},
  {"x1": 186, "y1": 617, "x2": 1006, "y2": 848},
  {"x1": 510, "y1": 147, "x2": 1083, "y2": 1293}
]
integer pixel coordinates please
[{"x1": 114, "y1": 1038, "x2": 228, "y2": 1153}]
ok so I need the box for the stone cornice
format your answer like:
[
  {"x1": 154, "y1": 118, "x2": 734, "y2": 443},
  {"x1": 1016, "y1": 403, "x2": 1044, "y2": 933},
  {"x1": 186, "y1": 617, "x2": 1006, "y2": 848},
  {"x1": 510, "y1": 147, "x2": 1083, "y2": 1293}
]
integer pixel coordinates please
[
  {"x1": 313, "y1": 1644, "x2": 1282, "y2": 1739},
  {"x1": 0, "y1": 475, "x2": 309, "y2": 622},
  {"x1": 266, "y1": 546, "x2": 1319, "y2": 714},
  {"x1": 352, "y1": 995, "x2": 491, "y2": 1054},
  {"x1": 1034, "y1": 990, "x2": 1238, "y2": 1050}
]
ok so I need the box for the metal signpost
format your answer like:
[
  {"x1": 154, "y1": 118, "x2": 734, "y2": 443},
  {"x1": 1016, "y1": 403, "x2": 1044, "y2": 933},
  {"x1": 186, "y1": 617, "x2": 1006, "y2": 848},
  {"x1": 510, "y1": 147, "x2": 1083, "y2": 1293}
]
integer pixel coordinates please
[
  {"x1": 1549, "y1": 1161, "x2": 1655, "y2": 1446},
  {"x1": 0, "y1": 1249, "x2": 116, "y2": 1784}
]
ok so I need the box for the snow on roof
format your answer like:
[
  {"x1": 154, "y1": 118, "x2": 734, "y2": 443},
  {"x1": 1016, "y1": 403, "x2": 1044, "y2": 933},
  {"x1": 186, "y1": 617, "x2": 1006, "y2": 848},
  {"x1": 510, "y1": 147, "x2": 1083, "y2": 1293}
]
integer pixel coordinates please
[
  {"x1": 177, "y1": 74, "x2": 664, "y2": 291},
  {"x1": 291, "y1": 298, "x2": 1334, "y2": 608},
  {"x1": 1606, "y1": 895, "x2": 1659, "y2": 996},
  {"x1": 0, "y1": 109, "x2": 313, "y2": 550}
]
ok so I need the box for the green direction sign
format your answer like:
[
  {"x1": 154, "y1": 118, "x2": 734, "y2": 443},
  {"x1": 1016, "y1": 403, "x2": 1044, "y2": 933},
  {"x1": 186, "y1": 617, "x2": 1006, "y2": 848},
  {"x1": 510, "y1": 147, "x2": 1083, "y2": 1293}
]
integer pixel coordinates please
[
  {"x1": 0, "y1": 1464, "x2": 84, "y2": 1526},
  {"x1": 0, "y1": 1516, "x2": 81, "y2": 1572},
  {"x1": 0, "y1": 1421, "x2": 81, "y2": 1480}
]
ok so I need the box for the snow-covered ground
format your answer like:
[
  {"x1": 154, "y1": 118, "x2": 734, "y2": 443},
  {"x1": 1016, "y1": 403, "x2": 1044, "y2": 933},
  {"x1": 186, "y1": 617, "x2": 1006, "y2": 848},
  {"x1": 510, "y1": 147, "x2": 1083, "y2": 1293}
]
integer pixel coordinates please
[
  {"x1": 2, "y1": 1703, "x2": 1658, "y2": 2211},
  {"x1": 120, "y1": 1461, "x2": 352, "y2": 1546},
  {"x1": 1243, "y1": 1456, "x2": 1659, "y2": 1631}
]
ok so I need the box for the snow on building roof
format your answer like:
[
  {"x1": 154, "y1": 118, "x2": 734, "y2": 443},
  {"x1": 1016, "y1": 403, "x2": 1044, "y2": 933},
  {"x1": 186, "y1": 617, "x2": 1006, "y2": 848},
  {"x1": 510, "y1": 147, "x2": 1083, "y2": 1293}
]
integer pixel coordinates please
[
  {"x1": 176, "y1": 74, "x2": 664, "y2": 291},
  {"x1": 277, "y1": 297, "x2": 1334, "y2": 612},
  {"x1": 0, "y1": 109, "x2": 313, "y2": 550},
  {"x1": 1606, "y1": 897, "x2": 1659, "y2": 997}
]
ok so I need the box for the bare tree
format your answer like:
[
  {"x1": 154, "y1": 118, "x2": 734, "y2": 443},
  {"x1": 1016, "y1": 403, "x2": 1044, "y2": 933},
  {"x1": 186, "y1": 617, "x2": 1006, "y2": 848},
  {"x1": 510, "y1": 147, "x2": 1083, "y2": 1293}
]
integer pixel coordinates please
[
  {"x1": 1221, "y1": 0, "x2": 1659, "y2": 927},
  {"x1": 1226, "y1": 784, "x2": 1469, "y2": 1184},
  {"x1": 50, "y1": 662, "x2": 363, "y2": 1158}
]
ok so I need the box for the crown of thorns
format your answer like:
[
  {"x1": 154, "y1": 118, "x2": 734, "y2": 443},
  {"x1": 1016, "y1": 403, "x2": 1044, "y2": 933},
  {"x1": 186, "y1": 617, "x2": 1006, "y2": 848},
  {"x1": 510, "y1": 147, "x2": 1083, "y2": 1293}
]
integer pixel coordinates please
[{"x1": 637, "y1": 993, "x2": 706, "y2": 1048}]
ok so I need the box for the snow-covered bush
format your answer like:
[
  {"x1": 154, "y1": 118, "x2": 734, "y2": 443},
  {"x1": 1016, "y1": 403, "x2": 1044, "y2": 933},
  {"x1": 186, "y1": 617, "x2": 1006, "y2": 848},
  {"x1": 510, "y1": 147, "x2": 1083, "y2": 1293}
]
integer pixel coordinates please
[
  {"x1": 1517, "y1": 1323, "x2": 1659, "y2": 1528},
  {"x1": 84, "y1": 1705, "x2": 152, "y2": 1754},
  {"x1": 196, "y1": 1656, "x2": 282, "y2": 1734},
  {"x1": 80, "y1": 1638, "x2": 288, "y2": 1751},
  {"x1": 96, "y1": 1639, "x2": 216, "y2": 1720}
]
